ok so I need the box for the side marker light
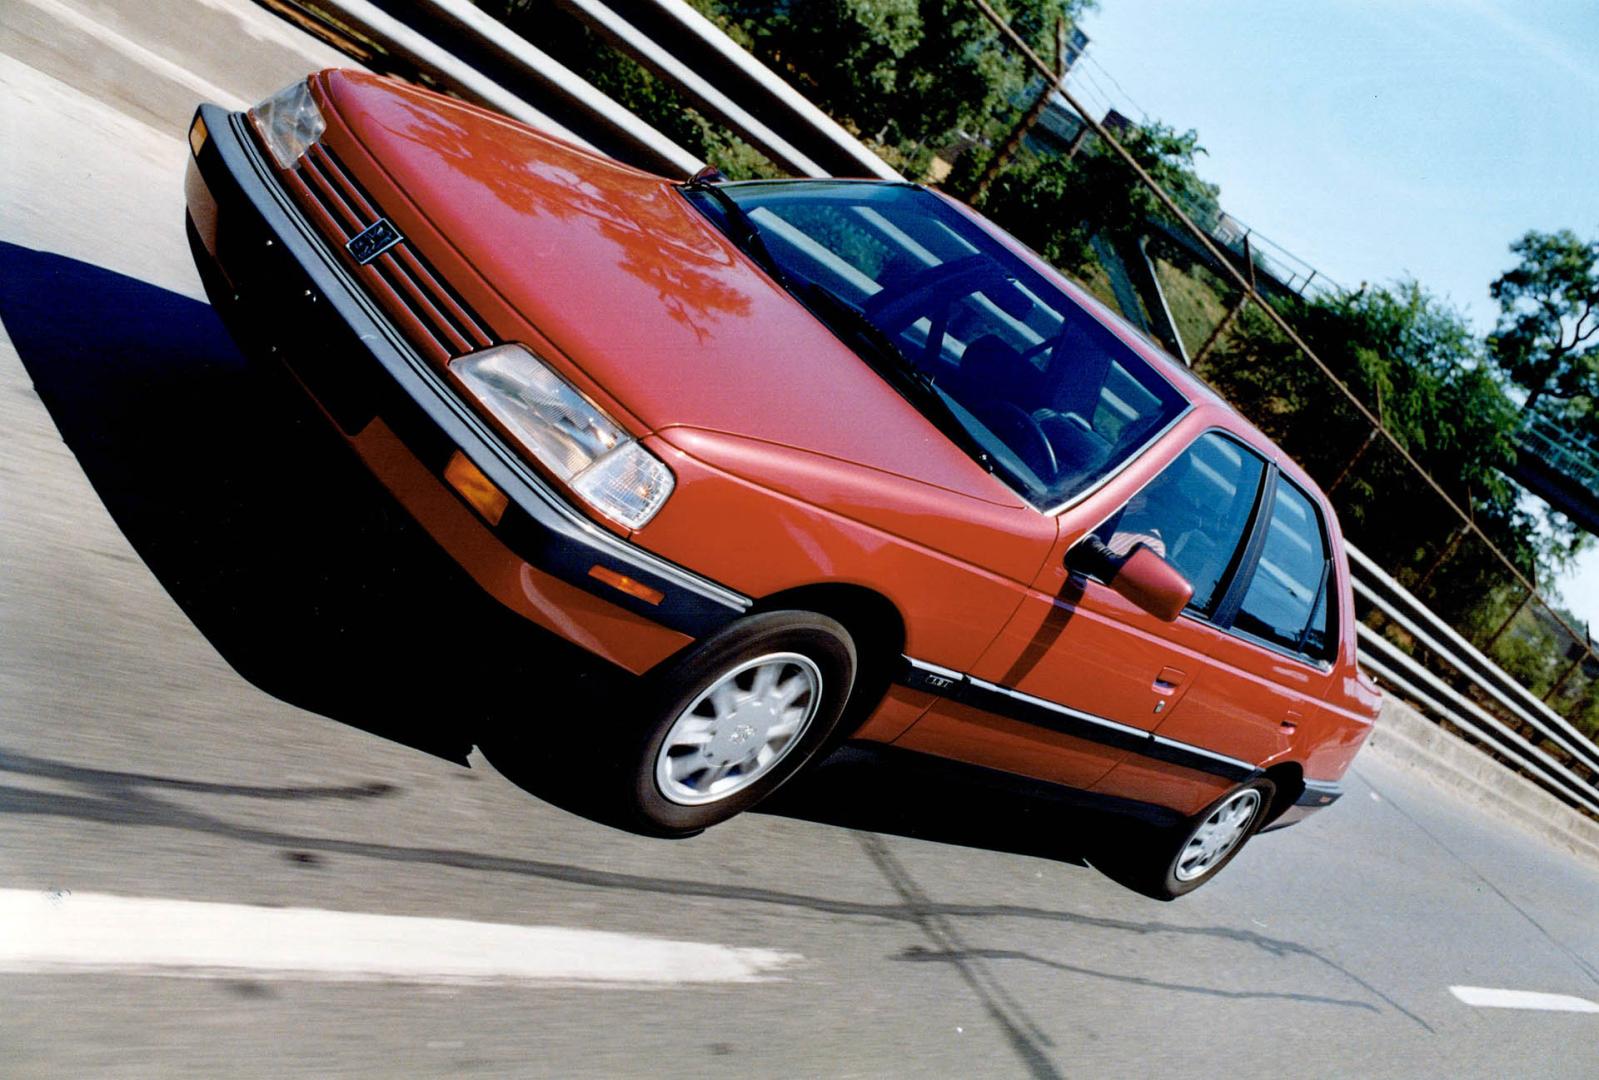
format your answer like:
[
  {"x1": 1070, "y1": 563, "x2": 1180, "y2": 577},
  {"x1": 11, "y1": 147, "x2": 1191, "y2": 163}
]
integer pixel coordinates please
[
  {"x1": 588, "y1": 565, "x2": 665, "y2": 606},
  {"x1": 444, "y1": 451, "x2": 508, "y2": 526}
]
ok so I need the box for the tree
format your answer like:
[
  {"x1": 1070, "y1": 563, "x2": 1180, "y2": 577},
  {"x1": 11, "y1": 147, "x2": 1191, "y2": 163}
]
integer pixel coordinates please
[
  {"x1": 1488, "y1": 229, "x2": 1599, "y2": 416},
  {"x1": 972, "y1": 121, "x2": 1216, "y2": 275},
  {"x1": 1190, "y1": 281, "x2": 1585, "y2": 616},
  {"x1": 696, "y1": 0, "x2": 1095, "y2": 172}
]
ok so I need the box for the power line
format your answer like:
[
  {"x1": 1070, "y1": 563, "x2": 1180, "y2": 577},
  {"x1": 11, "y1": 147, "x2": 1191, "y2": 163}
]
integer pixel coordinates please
[
  {"x1": 1081, "y1": 51, "x2": 1150, "y2": 124},
  {"x1": 1073, "y1": 65, "x2": 1127, "y2": 120}
]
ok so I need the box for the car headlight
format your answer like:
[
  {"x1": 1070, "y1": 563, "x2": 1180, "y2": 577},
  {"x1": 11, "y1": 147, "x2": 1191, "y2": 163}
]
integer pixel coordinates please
[
  {"x1": 450, "y1": 345, "x2": 674, "y2": 529},
  {"x1": 248, "y1": 79, "x2": 326, "y2": 170}
]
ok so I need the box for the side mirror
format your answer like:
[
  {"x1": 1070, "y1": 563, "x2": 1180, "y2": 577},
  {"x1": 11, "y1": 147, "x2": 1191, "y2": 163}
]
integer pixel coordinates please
[{"x1": 1069, "y1": 538, "x2": 1194, "y2": 622}]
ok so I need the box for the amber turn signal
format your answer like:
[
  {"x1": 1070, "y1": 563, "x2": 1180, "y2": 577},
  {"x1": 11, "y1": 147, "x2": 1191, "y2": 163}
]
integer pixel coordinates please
[
  {"x1": 189, "y1": 114, "x2": 209, "y2": 158},
  {"x1": 588, "y1": 565, "x2": 665, "y2": 605},
  {"x1": 444, "y1": 450, "x2": 508, "y2": 526}
]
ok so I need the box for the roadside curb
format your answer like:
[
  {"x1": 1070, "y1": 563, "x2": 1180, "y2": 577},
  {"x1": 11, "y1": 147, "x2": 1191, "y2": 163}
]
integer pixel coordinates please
[{"x1": 1364, "y1": 696, "x2": 1599, "y2": 869}]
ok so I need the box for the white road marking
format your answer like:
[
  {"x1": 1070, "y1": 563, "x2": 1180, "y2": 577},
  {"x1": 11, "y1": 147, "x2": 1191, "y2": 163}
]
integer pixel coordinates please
[
  {"x1": 1449, "y1": 985, "x2": 1599, "y2": 1013},
  {"x1": 0, "y1": 889, "x2": 802, "y2": 987}
]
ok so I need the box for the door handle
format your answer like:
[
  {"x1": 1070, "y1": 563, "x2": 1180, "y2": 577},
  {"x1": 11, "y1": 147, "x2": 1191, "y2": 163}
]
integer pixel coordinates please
[
  {"x1": 1152, "y1": 666, "x2": 1187, "y2": 694},
  {"x1": 1282, "y1": 709, "x2": 1303, "y2": 733}
]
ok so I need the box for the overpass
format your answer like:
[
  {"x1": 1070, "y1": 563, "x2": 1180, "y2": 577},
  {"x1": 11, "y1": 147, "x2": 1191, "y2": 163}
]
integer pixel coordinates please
[{"x1": 1513, "y1": 410, "x2": 1599, "y2": 536}]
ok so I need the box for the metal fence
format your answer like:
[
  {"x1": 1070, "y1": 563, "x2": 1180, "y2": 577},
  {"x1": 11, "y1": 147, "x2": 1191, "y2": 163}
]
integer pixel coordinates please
[{"x1": 261, "y1": 0, "x2": 1599, "y2": 819}]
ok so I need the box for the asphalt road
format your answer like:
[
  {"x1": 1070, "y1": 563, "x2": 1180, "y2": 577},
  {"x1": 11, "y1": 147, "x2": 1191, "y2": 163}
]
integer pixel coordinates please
[{"x1": 2, "y1": 2, "x2": 1597, "y2": 1076}]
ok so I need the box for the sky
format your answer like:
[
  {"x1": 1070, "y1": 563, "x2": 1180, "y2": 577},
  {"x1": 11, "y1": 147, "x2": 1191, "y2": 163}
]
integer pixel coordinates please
[{"x1": 1071, "y1": 0, "x2": 1599, "y2": 625}]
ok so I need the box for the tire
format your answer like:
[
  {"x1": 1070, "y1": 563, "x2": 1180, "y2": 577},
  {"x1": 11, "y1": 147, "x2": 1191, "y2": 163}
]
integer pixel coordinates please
[
  {"x1": 1093, "y1": 777, "x2": 1276, "y2": 900},
  {"x1": 622, "y1": 610, "x2": 857, "y2": 835}
]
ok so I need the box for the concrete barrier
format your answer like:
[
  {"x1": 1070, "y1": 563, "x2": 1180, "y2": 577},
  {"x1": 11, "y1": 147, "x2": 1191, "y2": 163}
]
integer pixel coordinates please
[{"x1": 1365, "y1": 695, "x2": 1599, "y2": 868}]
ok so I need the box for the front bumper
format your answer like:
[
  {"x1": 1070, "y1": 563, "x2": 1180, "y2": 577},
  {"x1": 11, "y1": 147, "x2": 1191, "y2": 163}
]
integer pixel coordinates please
[{"x1": 183, "y1": 104, "x2": 750, "y2": 671}]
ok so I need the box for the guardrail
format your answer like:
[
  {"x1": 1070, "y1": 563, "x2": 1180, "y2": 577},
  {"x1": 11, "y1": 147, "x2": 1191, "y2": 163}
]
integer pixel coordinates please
[
  {"x1": 261, "y1": 0, "x2": 1599, "y2": 820},
  {"x1": 266, "y1": 0, "x2": 704, "y2": 174},
  {"x1": 1348, "y1": 544, "x2": 1599, "y2": 816},
  {"x1": 559, "y1": 0, "x2": 903, "y2": 180}
]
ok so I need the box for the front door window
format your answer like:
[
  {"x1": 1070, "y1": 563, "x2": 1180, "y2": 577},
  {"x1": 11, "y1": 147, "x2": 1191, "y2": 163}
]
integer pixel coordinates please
[{"x1": 1087, "y1": 431, "x2": 1266, "y2": 615}]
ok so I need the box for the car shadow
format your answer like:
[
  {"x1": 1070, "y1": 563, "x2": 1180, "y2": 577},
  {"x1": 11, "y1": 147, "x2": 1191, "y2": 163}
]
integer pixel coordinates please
[
  {"x1": 764, "y1": 743, "x2": 1108, "y2": 867},
  {"x1": 0, "y1": 240, "x2": 615, "y2": 764},
  {"x1": 2, "y1": 241, "x2": 1115, "y2": 871},
  {"x1": 481, "y1": 720, "x2": 1112, "y2": 870}
]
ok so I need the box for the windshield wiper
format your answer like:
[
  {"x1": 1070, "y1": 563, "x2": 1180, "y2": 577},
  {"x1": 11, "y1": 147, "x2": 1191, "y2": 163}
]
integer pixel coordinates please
[
  {"x1": 683, "y1": 179, "x2": 793, "y2": 289},
  {"x1": 790, "y1": 281, "x2": 913, "y2": 375}
]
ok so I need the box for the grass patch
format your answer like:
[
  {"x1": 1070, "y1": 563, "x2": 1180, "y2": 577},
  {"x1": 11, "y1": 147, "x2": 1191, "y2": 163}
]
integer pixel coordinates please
[{"x1": 1150, "y1": 246, "x2": 1238, "y2": 357}]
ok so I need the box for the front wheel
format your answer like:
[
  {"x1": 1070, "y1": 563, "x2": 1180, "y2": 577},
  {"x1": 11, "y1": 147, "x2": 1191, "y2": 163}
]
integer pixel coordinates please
[
  {"x1": 1093, "y1": 777, "x2": 1276, "y2": 900},
  {"x1": 623, "y1": 611, "x2": 857, "y2": 835}
]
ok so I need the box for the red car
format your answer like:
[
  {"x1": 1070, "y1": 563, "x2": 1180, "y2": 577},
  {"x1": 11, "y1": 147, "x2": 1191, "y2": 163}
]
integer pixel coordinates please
[{"x1": 184, "y1": 71, "x2": 1380, "y2": 897}]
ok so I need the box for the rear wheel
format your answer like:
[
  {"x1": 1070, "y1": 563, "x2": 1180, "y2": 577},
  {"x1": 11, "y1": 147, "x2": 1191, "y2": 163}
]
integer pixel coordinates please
[
  {"x1": 624, "y1": 611, "x2": 857, "y2": 835},
  {"x1": 1093, "y1": 777, "x2": 1276, "y2": 900}
]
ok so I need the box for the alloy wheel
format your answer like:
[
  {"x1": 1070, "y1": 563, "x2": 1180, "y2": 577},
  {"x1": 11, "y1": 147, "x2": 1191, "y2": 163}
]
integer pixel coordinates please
[
  {"x1": 654, "y1": 652, "x2": 823, "y2": 806},
  {"x1": 1173, "y1": 787, "x2": 1262, "y2": 882}
]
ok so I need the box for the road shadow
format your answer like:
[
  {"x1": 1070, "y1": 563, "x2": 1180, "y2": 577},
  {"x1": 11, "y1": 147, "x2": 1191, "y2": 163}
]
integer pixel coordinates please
[
  {"x1": 0, "y1": 240, "x2": 615, "y2": 764},
  {"x1": 482, "y1": 726, "x2": 1112, "y2": 866},
  {"x1": 0, "y1": 744, "x2": 1426, "y2": 1035}
]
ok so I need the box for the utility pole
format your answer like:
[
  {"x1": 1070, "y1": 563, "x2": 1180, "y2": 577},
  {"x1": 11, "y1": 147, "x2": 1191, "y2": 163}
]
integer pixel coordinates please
[
  {"x1": 1191, "y1": 235, "x2": 1257, "y2": 366},
  {"x1": 972, "y1": 17, "x2": 1081, "y2": 200}
]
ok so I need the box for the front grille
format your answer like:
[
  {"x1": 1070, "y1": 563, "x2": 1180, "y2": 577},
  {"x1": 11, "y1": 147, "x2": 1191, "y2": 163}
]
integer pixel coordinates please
[{"x1": 283, "y1": 142, "x2": 495, "y2": 363}]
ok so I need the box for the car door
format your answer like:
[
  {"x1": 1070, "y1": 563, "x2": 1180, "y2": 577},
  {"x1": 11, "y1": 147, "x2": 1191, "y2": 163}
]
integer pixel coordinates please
[
  {"x1": 896, "y1": 430, "x2": 1271, "y2": 792},
  {"x1": 1152, "y1": 474, "x2": 1338, "y2": 766}
]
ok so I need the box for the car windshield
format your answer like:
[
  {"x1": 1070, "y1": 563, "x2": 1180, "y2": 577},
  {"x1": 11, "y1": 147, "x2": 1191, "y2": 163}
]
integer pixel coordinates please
[{"x1": 684, "y1": 180, "x2": 1190, "y2": 509}]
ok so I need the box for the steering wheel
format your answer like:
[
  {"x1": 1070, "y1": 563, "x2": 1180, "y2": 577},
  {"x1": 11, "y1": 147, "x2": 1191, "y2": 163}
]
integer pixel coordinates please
[{"x1": 976, "y1": 401, "x2": 1058, "y2": 481}]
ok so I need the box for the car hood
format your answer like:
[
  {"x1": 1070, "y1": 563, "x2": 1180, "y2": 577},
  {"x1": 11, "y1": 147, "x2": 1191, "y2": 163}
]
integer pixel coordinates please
[{"x1": 320, "y1": 71, "x2": 1022, "y2": 508}]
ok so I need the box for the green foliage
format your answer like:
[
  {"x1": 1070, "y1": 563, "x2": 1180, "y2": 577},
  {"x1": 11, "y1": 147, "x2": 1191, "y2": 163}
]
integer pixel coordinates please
[
  {"x1": 697, "y1": 0, "x2": 1094, "y2": 173},
  {"x1": 1148, "y1": 247, "x2": 1235, "y2": 355},
  {"x1": 1488, "y1": 229, "x2": 1599, "y2": 415},
  {"x1": 971, "y1": 122, "x2": 1215, "y2": 275},
  {"x1": 1190, "y1": 281, "x2": 1579, "y2": 620}
]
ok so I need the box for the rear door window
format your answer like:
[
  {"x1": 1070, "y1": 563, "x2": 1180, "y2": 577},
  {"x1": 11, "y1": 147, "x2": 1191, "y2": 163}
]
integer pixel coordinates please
[{"x1": 1233, "y1": 480, "x2": 1335, "y2": 661}]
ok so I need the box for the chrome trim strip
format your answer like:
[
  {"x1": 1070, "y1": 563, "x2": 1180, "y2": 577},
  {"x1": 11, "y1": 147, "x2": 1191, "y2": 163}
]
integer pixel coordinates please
[
  {"x1": 906, "y1": 657, "x2": 963, "y2": 681},
  {"x1": 1015, "y1": 687, "x2": 1151, "y2": 740},
  {"x1": 1224, "y1": 627, "x2": 1334, "y2": 672},
  {"x1": 227, "y1": 113, "x2": 751, "y2": 615},
  {"x1": 899, "y1": 653, "x2": 1260, "y2": 782},
  {"x1": 1150, "y1": 735, "x2": 1253, "y2": 772}
]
